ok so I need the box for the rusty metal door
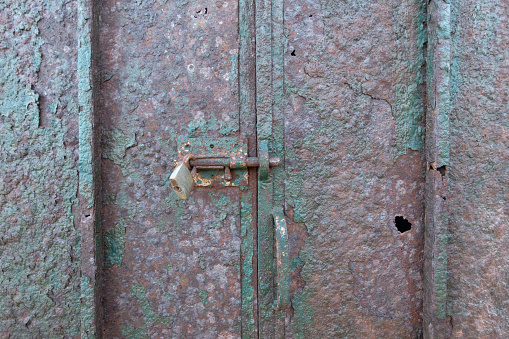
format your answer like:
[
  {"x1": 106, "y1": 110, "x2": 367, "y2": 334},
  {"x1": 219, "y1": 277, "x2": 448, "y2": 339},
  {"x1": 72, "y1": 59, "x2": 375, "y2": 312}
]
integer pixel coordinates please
[
  {"x1": 99, "y1": 0, "x2": 428, "y2": 338},
  {"x1": 99, "y1": 0, "x2": 258, "y2": 337},
  {"x1": 282, "y1": 1, "x2": 427, "y2": 337}
]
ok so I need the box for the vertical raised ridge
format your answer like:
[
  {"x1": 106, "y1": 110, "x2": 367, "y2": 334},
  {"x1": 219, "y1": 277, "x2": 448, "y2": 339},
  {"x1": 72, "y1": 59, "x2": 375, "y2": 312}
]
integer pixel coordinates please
[
  {"x1": 424, "y1": 0, "x2": 451, "y2": 337},
  {"x1": 78, "y1": 0, "x2": 102, "y2": 337},
  {"x1": 271, "y1": 0, "x2": 286, "y2": 335},
  {"x1": 256, "y1": 0, "x2": 275, "y2": 335},
  {"x1": 239, "y1": 0, "x2": 258, "y2": 336}
]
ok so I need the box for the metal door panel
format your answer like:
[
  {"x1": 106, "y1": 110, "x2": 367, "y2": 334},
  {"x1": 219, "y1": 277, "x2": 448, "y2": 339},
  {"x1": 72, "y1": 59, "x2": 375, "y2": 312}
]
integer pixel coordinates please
[
  {"x1": 99, "y1": 0, "x2": 246, "y2": 337},
  {"x1": 283, "y1": 0, "x2": 426, "y2": 337}
]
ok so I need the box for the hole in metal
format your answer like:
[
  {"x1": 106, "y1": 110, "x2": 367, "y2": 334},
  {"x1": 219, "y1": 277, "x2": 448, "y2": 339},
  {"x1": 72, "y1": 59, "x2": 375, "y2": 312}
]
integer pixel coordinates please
[
  {"x1": 437, "y1": 165, "x2": 446, "y2": 177},
  {"x1": 395, "y1": 216, "x2": 412, "y2": 233}
]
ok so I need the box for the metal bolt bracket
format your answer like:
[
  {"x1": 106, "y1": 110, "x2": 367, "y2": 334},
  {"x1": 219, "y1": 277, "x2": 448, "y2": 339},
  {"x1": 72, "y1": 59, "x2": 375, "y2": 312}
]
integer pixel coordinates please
[{"x1": 170, "y1": 137, "x2": 280, "y2": 198}]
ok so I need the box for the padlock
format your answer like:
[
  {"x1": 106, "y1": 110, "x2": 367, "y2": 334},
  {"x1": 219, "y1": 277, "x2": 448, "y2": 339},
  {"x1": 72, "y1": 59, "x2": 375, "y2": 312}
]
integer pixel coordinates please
[{"x1": 170, "y1": 163, "x2": 194, "y2": 199}]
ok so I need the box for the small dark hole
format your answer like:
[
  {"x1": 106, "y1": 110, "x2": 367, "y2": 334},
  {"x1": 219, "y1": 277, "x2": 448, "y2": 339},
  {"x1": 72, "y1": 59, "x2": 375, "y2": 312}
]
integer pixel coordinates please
[
  {"x1": 437, "y1": 165, "x2": 446, "y2": 177},
  {"x1": 395, "y1": 216, "x2": 412, "y2": 233},
  {"x1": 309, "y1": 14, "x2": 313, "y2": 17},
  {"x1": 291, "y1": 50, "x2": 296, "y2": 56},
  {"x1": 209, "y1": 144, "x2": 214, "y2": 149},
  {"x1": 204, "y1": 7, "x2": 207, "y2": 14}
]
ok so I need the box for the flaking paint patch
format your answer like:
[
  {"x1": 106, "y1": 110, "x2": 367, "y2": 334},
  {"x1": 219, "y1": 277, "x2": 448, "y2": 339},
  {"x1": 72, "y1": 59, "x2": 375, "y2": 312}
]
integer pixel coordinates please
[
  {"x1": 240, "y1": 197, "x2": 255, "y2": 336},
  {"x1": 0, "y1": 1, "x2": 81, "y2": 337},
  {"x1": 102, "y1": 128, "x2": 137, "y2": 166},
  {"x1": 80, "y1": 275, "x2": 96, "y2": 339},
  {"x1": 209, "y1": 192, "x2": 233, "y2": 228}
]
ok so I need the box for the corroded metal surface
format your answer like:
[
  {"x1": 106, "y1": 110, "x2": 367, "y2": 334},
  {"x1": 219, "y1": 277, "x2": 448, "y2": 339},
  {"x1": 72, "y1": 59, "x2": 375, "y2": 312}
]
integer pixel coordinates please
[
  {"x1": 0, "y1": 1, "x2": 82, "y2": 337},
  {"x1": 447, "y1": 1, "x2": 509, "y2": 337},
  {"x1": 424, "y1": 1, "x2": 451, "y2": 337},
  {"x1": 99, "y1": 0, "x2": 247, "y2": 336},
  {"x1": 3, "y1": 0, "x2": 509, "y2": 337},
  {"x1": 283, "y1": 0, "x2": 427, "y2": 337}
]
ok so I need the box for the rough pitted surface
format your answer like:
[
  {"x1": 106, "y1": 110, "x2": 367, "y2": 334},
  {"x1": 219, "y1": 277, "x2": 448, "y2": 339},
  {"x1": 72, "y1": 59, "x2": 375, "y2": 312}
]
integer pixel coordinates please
[
  {"x1": 99, "y1": 0, "x2": 244, "y2": 336},
  {"x1": 0, "y1": 0, "x2": 81, "y2": 337},
  {"x1": 283, "y1": 0, "x2": 427, "y2": 337},
  {"x1": 448, "y1": 1, "x2": 509, "y2": 336},
  {"x1": 3, "y1": 0, "x2": 509, "y2": 337}
]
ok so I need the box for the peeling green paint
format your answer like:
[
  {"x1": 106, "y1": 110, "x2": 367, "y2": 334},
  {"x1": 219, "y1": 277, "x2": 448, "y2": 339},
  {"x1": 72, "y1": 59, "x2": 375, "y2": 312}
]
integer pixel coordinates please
[
  {"x1": 0, "y1": 1, "x2": 81, "y2": 337},
  {"x1": 120, "y1": 325, "x2": 148, "y2": 339},
  {"x1": 289, "y1": 288, "x2": 315, "y2": 339},
  {"x1": 209, "y1": 192, "x2": 233, "y2": 228},
  {"x1": 199, "y1": 289, "x2": 209, "y2": 306},
  {"x1": 240, "y1": 197, "x2": 255, "y2": 338},
  {"x1": 102, "y1": 128, "x2": 137, "y2": 166},
  {"x1": 80, "y1": 275, "x2": 96, "y2": 339}
]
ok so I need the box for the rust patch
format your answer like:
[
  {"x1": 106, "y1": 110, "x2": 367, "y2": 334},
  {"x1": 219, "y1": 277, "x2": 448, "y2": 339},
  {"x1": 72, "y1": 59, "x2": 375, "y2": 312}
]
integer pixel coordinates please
[
  {"x1": 286, "y1": 206, "x2": 309, "y2": 317},
  {"x1": 345, "y1": 150, "x2": 425, "y2": 327}
]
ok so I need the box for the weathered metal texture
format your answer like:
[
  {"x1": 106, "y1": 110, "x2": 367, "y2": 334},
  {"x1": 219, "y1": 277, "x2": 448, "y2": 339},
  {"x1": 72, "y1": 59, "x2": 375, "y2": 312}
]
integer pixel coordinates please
[
  {"x1": 283, "y1": 0, "x2": 427, "y2": 337},
  {"x1": 4, "y1": 0, "x2": 509, "y2": 337},
  {"x1": 255, "y1": 0, "x2": 276, "y2": 335},
  {"x1": 446, "y1": 1, "x2": 509, "y2": 337},
  {"x1": 238, "y1": 0, "x2": 259, "y2": 336},
  {"x1": 0, "y1": 0, "x2": 83, "y2": 337},
  {"x1": 78, "y1": 0, "x2": 103, "y2": 336},
  {"x1": 99, "y1": 0, "x2": 251, "y2": 337},
  {"x1": 255, "y1": 0, "x2": 287, "y2": 336},
  {"x1": 423, "y1": 0, "x2": 451, "y2": 337}
]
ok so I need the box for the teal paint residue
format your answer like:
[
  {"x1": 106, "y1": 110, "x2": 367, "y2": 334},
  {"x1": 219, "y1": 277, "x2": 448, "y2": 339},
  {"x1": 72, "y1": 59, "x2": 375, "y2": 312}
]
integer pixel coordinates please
[
  {"x1": 209, "y1": 192, "x2": 234, "y2": 229},
  {"x1": 174, "y1": 196, "x2": 194, "y2": 232},
  {"x1": 426, "y1": 0, "x2": 451, "y2": 167},
  {"x1": 78, "y1": 0, "x2": 95, "y2": 208},
  {"x1": 199, "y1": 289, "x2": 209, "y2": 306},
  {"x1": 240, "y1": 196, "x2": 255, "y2": 337},
  {"x1": 104, "y1": 219, "x2": 126, "y2": 268},
  {"x1": 102, "y1": 127, "x2": 137, "y2": 166},
  {"x1": 290, "y1": 256, "x2": 303, "y2": 272},
  {"x1": 435, "y1": 231, "x2": 448, "y2": 319},
  {"x1": 187, "y1": 118, "x2": 208, "y2": 137},
  {"x1": 290, "y1": 287, "x2": 315, "y2": 339},
  {"x1": 121, "y1": 284, "x2": 173, "y2": 336},
  {"x1": 121, "y1": 325, "x2": 149, "y2": 339},
  {"x1": 162, "y1": 291, "x2": 174, "y2": 300},
  {"x1": 219, "y1": 111, "x2": 240, "y2": 136},
  {"x1": 0, "y1": 1, "x2": 81, "y2": 336},
  {"x1": 80, "y1": 275, "x2": 96, "y2": 339}
]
